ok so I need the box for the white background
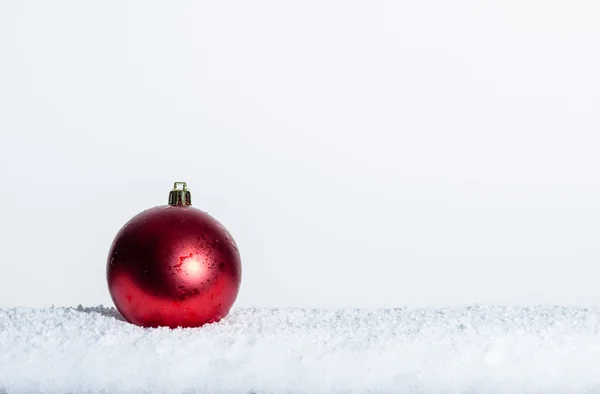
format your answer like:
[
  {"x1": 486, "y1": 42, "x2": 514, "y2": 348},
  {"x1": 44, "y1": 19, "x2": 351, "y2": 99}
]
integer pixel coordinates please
[{"x1": 1, "y1": 1, "x2": 599, "y2": 309}]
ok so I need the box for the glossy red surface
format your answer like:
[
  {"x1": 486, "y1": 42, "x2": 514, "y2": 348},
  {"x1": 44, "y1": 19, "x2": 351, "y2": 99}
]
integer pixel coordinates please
[{"x1": 106, "y1": 205, "x2": 241, "y2": 328}]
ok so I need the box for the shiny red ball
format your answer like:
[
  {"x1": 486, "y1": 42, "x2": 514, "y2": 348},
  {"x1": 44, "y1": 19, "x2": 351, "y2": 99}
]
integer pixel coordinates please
[{"x1": 106, "y1": 205, "x2": 241, "y2": 328}]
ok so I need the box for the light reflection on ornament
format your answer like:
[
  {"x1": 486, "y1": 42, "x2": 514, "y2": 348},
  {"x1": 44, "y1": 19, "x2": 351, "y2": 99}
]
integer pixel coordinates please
[{"x1": 181, "y1": 255, "x2": 204, "y2": 278}]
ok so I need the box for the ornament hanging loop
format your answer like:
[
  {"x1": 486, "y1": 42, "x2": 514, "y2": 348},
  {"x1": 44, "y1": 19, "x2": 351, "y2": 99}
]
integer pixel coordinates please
[{"x1": 168, "y1": 181, "x2": 191, "y2": 206}]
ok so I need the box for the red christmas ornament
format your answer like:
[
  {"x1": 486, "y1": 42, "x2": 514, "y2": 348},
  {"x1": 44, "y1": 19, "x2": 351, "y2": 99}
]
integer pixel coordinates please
[{"x1": 106, "y1": 182, "x2": 241, "y2": 328}]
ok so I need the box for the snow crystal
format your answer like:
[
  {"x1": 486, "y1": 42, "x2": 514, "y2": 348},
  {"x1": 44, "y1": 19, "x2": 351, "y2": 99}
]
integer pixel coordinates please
[{"x1": 2, "y1": 305, "x2": 600, "y2": 393}]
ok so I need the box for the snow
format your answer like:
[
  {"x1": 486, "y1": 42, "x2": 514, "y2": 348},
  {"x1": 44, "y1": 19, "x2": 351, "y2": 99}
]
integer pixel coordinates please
[{"x1": 2, "y1": 306, "x2": 600, "y2": 393}]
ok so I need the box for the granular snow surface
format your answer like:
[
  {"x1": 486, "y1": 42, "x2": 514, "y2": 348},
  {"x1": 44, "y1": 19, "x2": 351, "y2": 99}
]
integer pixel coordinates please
[{"x1": 2, "y1": 305, "x2": 600, "y2": 393}]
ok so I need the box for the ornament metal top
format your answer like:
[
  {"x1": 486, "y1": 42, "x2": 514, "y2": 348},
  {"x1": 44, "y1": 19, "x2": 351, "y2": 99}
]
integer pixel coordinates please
[
  {"x1": 168, "y1": 181, "x2": 192, "y2": 206},
  {"x1": 106, "y1": 182, "x2": 242, "y2": 328}
]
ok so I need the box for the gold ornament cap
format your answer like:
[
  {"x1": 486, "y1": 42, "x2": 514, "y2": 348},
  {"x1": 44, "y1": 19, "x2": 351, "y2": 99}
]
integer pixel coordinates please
[{"x1": 168, "y1": 181, "x2": 192, "y2": 206}]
